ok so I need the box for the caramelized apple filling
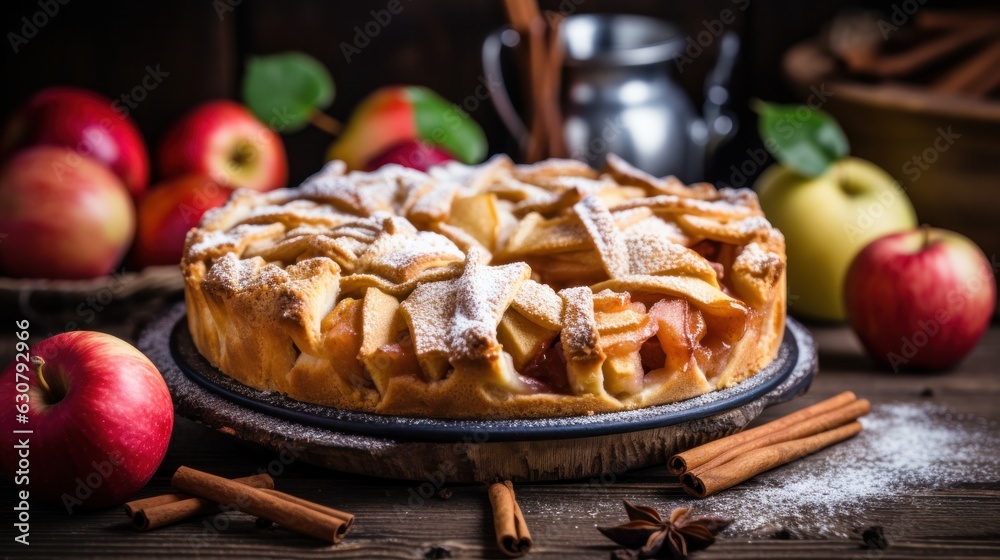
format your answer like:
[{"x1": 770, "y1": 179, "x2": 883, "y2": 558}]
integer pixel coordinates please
[
  {"x1": 320, "y1": 297, "x2": 365, "y2": 381},
  {"x1": 522, "y1": 254, "x2": 608, "y2": 290},
  {"x1": 367, "y1": 330, "x2": 421, "y2": 395},
  {"x1": 689, "y1": 239, "x2": 739, "y2": 295},
  {"x1": 519, "y1": 337, "x2": 570, "y2": 394},
  {"x1": 493, "y1": 292, "x2": 741, "y2": 399},
  {"x1": 324, "y1": 279, "x2": 747, "y2": 401}
]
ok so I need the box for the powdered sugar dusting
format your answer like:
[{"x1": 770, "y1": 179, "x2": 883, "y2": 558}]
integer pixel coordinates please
[
  {"x1": 625, "y1": 233, "x2": 715, "y2": 280},
  {"x1": 559, "y1": 286, "x2": 600, "y2": 360},
  {"x1": 574, "y1": 195, "x2": 630, "y2": 279},
  {"x1": 733, "y1": 242, "x2": 781, "y2": 274},
  {"x1": 449, "y1": 249, "x2": 531, "y2": 361},
  {"x1": 187, "y1": 223, "x2": 284, "y2": 259},
  {"x1": 614, "y1": 194, "x2": 750, "y2": 217},
  {"x1": 733, "y1": 215, "x2": 772, "y2": 235},
  {"x1": 698, "y1": 402, "x2": 1000, "y2": 537},
  {"x1": 546, "y1": 175, "x2": 617, "y2": 194},
  {"x1": 623, "y1": 216, "x2": 688, "y2": 244},
  {"x1": 357, "y1": 224, "x2": 465, "y2": 282},
  {"x1": 511, "y1": 280, "x2": 564, "y2": 330}
]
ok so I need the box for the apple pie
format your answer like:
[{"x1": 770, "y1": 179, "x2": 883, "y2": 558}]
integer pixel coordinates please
[{"x1": 181, "y1": 154, "x2": 786, "y2": 419}]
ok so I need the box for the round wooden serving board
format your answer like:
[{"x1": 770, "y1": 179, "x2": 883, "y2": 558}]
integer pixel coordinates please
[{"x1": 140, "y1": 303, "x2": 817, "y2": 482}]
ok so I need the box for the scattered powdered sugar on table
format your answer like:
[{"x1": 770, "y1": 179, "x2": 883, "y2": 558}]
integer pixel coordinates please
[{"x1": 699, "y1": 402, "x2": 1000, "y2": 537}]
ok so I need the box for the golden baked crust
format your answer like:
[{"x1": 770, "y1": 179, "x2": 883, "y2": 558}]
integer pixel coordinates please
[{"x1": 181, "y1": 154, "x2": 786, "y2": 419}]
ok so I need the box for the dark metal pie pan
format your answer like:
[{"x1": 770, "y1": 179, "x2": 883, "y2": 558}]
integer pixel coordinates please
[{"x1": 168, "y1": 314, "x2": 816, "y2": 443}]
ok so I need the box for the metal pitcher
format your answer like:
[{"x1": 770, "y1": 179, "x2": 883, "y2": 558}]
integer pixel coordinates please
[{"x1": 483, "y1": 13, "x2": 739, "y2": 181}]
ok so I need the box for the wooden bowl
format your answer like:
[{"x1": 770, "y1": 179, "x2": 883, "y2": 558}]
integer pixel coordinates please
[
  {"x1": 784, "y1": 41, "x2": 1000, "y2": 314},
  {"x1": 0, "y1": 266, "x2": 183, "y2": 335}
]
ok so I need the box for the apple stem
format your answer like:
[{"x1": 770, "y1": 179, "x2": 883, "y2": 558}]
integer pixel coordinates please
[
  {"x1": 922, "y1": 224, "x2": 931, "y2": 250},
  {"x1": 30, "y1": 356, "x2": 52, "y2": 395},
  {"x1": 836, "y1": 165, "x2": 859, "y2": 196},
  {"x1": 309, "y1": 111, "x2": 342, "y2": 136}
]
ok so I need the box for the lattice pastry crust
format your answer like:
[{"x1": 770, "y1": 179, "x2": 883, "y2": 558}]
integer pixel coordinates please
[{"x1": 182, "y1": 154, "x2": 786, "y2": 419}]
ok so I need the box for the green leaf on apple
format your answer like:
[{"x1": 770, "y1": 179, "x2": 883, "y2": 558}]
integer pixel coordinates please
[
  {"x1": 754, "y1": 100, "x2": 849, "y2": 178},
  {"x1": 407, "y1": 86, "x2": 488, "y2": 165},
  {"x1": 243, "y1": 52, "x2": 335, "y2": 133}
]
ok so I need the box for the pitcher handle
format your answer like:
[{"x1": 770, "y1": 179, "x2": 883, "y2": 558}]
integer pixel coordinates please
[
  {"x1": 702, "y1": 31, "x2": 740, "y2": 159},
  {"x1": 482, "y1": 27, "x2": 530, "y2": 151}
]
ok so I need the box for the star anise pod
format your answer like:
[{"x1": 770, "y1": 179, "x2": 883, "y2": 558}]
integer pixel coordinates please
[{"x1": 597, "y1": 501, "x2": 731, "y2": 560}]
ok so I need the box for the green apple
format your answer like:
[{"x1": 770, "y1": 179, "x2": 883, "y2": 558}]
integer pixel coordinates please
[{"x1": 756, "y1": 157, "x2": 917, "y2": 321}]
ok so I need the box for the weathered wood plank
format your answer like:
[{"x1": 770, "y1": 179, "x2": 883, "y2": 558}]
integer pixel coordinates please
[{"x1": 1, "y1": 325, "x2": 998, "y2": 558}]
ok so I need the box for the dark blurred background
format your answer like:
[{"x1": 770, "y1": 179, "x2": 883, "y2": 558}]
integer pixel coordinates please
[
  {"x1": 0, "y1": 0, "x2": 985, "y2": 188},
  {"x1": 3, "y1": 0, "x2": 999, "y2": 326}
]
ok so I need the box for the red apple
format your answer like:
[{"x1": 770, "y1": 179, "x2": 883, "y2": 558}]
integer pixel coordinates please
[
  {"x1": 1, "y1": 87, "x2": 150, "y2": 198},
  {"x1": 158, "y1": 100, "x2": 287, "y2": 192},
  {"x1": 134, "y1": 174, "x2": 232, "y2": 268},
  {"x1": 365, "y1": 139, "x2": 455, "y2": 172},
  {"x1": 0, "y1": 146, "x2": 135, "y2": 280},
  {"x1": 844, "y1": 227, "x2": 996, "y2": 371},
  {"x1": 0, "y1": 331, "x2": 173, "y2": 510}
]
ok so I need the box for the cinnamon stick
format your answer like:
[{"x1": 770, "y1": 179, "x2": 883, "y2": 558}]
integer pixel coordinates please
[
  {"x1": 525, "y1": 17, "x2": 549, "y2": 162},
  {"x1": 932, "y1": 39, "x2": 1000, "y2": 97},
  {"x1": 125, "y1": 473, "x2": 274, "y2": 530},
  {"x1": 681, "y1": 421, "x2": 863, "y2": 498},
  {"x1": 849, "y1": 23, "x2": 997, "y2": 78},
  {"x1": 488, "y1": 480, "x2": 532, "y2": 557},
  {"x1": 171, "y1": 466, "x2": 351, "y2": 543},
  {"x1": 688, "y1": 398, "x2": 871, "y2": 477},
  {"x1": 502, "y1": 0, "x2": 570, "y2": 162},
  {"x1": 502, "y1": 0, "x2": 539, "y2": 32},
  {"x1": 916, "y1": 10, "x2": 1000, "y2": 30},
  {"x1": 667, "y1": 391, "x2": 857, "y2": 475},
  {"x1": 258, "y1": 488, "x2": 355, "y2": 528},
  {"x1": 543, "y1": 14, "x2": 567, "y2": 158}
]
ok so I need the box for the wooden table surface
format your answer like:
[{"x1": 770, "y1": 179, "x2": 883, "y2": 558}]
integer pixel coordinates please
[{"x1": 2, "y1": 323, "x2": 998, "y2": 559}]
